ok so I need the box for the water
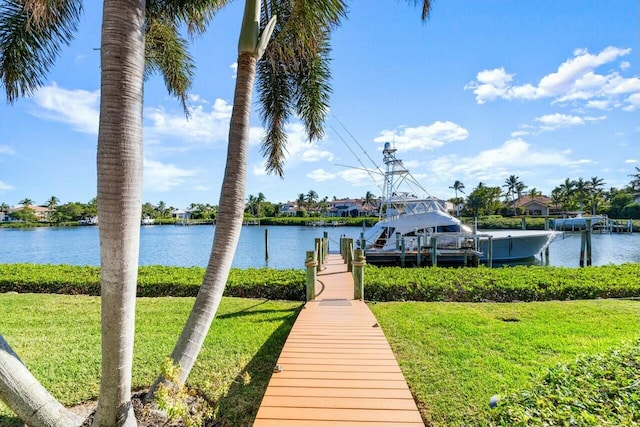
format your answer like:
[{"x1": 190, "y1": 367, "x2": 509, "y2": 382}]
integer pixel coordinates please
[{"x1": 0, "y1": 225, "x2": 638, "y2": 269}]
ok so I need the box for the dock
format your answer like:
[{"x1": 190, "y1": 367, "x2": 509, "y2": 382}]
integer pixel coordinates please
[{"x1": 253, "y1": 254, "x2": 424, "y2": 427}]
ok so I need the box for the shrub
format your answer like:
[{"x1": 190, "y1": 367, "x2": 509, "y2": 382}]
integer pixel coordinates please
[{"x1": 487, "y1": 341, "x2": 640, "y2": 427}]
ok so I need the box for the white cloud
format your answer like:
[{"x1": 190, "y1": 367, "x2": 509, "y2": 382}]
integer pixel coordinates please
[
  {"x1": 143, "y1": 158, "x2": 198, "y2": 192},
  {"x1": 535, "y1": 113, "x2": 584, "y2": 130},
  {"x1": 306, "y1": 168, "x2": 336, "y2": 182},
  {"x1": 428, "y1": 138, "x2": 592, "y2": 183},
  {"x1": 373, "y1": 121, "x2": 469, "y2": 151},
  {"x1": 0, "y1": 180, "x2": 14, "y2": 191},
  {"x1": 465, "y1": 46, "x2": 638, "y2": 110},
  {"x1": 586, "y1": 100, "x2": 610, "y2": 110},
  {"x1": 625, "y1": 159, "x2": 638, "y2": 164},
  {"x1": 337, "y1": 168, "x2": 381, "y2": 189},
  {"x1": 145, "y1": 98, "x2": 232, "y2": 145},
  {"x1": 620, "y1": 61, "x2": 630, "y2": 70},
  {"x1": 31, "y1": 83, "x2": 100, "y2": 134},
  {"x1": 510, "y1": 130, "x2": 530, "y2": 137},
  {"x1": 230, "y1": 62, "x2": 238, "y2": 79},
  {"x1": 0, "y1": 145, "x2": 15, "y2": 155}
]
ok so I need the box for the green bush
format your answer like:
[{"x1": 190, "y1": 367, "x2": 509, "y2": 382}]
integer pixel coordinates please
[
  {"x1": 364, "y1": 263, "x2": 640, "y2": 302},
  {"x1": 1, "y1": 263, "x2": 639, "y2": 303},
  {"x1": 0, "y1": 264, "x2": 305, "y2": 300},
  {"x1": 487, "y1": 341, "x2": 640, "y2": 427}
]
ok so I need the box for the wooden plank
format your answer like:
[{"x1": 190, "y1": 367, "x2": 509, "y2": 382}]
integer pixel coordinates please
[
  {"x1": 269, "y1": 370, "x2": 406, "y2": 381},
  {"x1": 266, "y1": 378, "x2": 410, "y2": 389},
  {"x1": 263, "y1": 386, "x2": 414, "y2": 399},
  {"x1": 260, "y1": 396, "x2": 419, "y2": 410},
  {"x1": 268, "y1": 363, "x2": 402, "y2": 373},
  {"x1": 276, "y1": 357, "x2": 400, "y2": 366},
  {"x1": 255, "y1": 407, "x2": 423, "y2": 423},
  {"x1": 254, "y1": 420, "x2": 424, "y2": 427}
]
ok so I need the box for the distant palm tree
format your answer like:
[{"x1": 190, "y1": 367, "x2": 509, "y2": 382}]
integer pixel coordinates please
[
  {"x1": 528, "y1": 188, "x2": 541, "y2": 198},
  {"x1": 574, "y1": 178, "x2": 589, "y2": 212},
  {"x1": 628, "y1": 166, "x2": 640, "y2": 193},
  {"x1": 19, "y1": 198, "x2": 33, "y2": 207},
  {"x1": 363, "y1": 191, "x2": 376, "y2": 206},
  {"x1": 449, "y1": 180, "x2": 465, "y2": 216},
  {"x1": 296, "y1": 193, "x2": 307, "y2": 210},
  {"x1": 0, "y1": 202, "x2": 9, "y2": 213},
  {"x1": 587, "y1": 176, "x2": 606, "y2": 215}
]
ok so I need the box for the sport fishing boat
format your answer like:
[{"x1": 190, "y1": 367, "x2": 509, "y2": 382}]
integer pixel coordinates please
[{"x1": 362, "y1": 143, "x2": 560, "y2": 264}]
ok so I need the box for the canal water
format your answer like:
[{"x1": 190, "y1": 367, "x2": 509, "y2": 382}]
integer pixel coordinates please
[{"x1": 1, "y1": 225, "x2": 638, "y2": 269}]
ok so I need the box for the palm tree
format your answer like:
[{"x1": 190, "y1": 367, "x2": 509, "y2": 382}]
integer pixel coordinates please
[
  {"x1": 18, "y1": 198, "x2": 33, "y2": 207},
  {"x1": 306, "y1": 189, "x2": 319, "y2": 210},
  {"x1": 574, "y1": 178, "x2": 588, "y2": 212},
  {"x1": 1, "y1": 1, "x2": 204, "y2": 425},
  {"x1": 363, "y1": 190, "x2": 376, "y2": 206},
  {"x1": 587, "y1": 176, "x2": 605, "y2": 215},
  {"x1": 558, "y1": 178, "x2": 576, "y2": 211},
  {"x1": 628, "y1": 166, "x2": 640, "y2": 193},
  {"x1": 449, "y1": 180, "x2": 465, "y2": 216},
  {"x1": 151, "y1": 0, "x2": 433, "y2": 394},
  {"x1": 0, "y1": 202, "x2": 9, "y2": 213},
  {"x1": 528, "y1": 188, "x2": 541, "y2": 198},
  {"x1": 502, "y1": 175, "x2": 519, "y2": 203},
  {"x1": 296, "y1": 192, "x2": 307, "y2": 210}
]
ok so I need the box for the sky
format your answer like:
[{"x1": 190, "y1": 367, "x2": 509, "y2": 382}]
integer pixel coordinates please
[{"x1": 0, "y1": 0, "x2": 638, "y2": 209}]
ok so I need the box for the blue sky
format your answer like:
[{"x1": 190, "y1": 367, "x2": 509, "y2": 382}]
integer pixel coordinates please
[{"x1": 1, "y1": 0, "x2": 638, "y2": 209}]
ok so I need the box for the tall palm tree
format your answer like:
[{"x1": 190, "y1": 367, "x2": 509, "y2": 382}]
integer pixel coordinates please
[
  {"x1": 449, "y1": 180, "x2": 465, "y2": 216},
  {"x1": 558, "y1": 178, "x2": 576, "y2": 211},
  {"x1": 18, "y1": 198, "x2": 33, "y2": 207},
  {"x1": 587, "y1": 176, "x2": 605, "y2": 215},
  {"x1": 1, "y1": 1, "x2": 205, "y2": 425},
  {"x1": 574, "y1": 177, "x2": 588, "y2": 212},
  {"x1": 152, "y1": 0, "x2": 433, "y2": 394},
  {"x1": 502, "y1": 175, "x2": 519, "y2": 203},
  {"x1": 296, "y1": 192, "x2": 307, "y2": 210}
]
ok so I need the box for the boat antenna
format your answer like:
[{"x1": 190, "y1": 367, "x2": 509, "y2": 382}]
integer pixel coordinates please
[
  {"x1": 333, "y1": 115, "x2": 385, "y2": 176},
  {"x1": 329, "y1": 123, "x2": 384, "y2": 192}
]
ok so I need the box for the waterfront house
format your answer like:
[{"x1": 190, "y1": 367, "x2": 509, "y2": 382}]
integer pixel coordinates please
[{"x1": 510, "y1": 195, "x2": 553, "y2": 216}]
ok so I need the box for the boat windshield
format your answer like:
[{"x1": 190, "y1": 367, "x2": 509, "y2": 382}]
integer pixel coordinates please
[{"x1": 387, "y1": 196, "x2": 445, "y2": 216}]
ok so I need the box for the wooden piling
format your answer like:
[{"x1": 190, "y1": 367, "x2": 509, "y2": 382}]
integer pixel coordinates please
[
  {"x1": 585, "y1": 219, "x2": 592, "y2": 266},
  {"x1": 430, "y1": 236, "x2": 437, "y2": 267},
  {"x1": 265, "y1": 228, "x2": 269, "y2": 260},
  {"x1": 487, "y1": 236, "x2": 493, "y2": 268},
  {"x1": 400, "y1": 238, "x2": 406, "y2": 267},
  {"x1": 305, "y1": 250, "x2": 317, "y2": 301},
  {"x1": 416, "y1": 236, "x2": 422, "y2": 266},
  {"x1": 579, "y1": 231, "x2": 586, "y2": 267},
  {"x1": 352, "y1": 249, "x2": 366, "y2": 300},
  {"x1": 521, "y1": 217, "x2": 526, "y2": 230},
  {"x1": 346, "y1": 239, "x2": 354, "y2": 272}
]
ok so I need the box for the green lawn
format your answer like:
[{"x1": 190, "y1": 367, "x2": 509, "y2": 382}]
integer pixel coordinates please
[
  {"x1": 370, "y1": 299, "x2": 639, "y2": 426},
  {"x1": 1, "y1": 295, "x2": 637, "y2": 426},
  {"x1": 0, "y1": 294, "x2": 302, "y2": 426}
]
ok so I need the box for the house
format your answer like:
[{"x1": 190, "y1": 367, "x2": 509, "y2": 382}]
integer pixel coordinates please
[
  {"x1": 510, "y1": 195, "x2": 552, "y2": 216},
  {"x1": 279, "y1": 201, "x2": 300, "y2": 216},
  {"x1": 327, "y1": 198, "x2": 379, "y2": 218},
  {"x1": 7, "y1": 205, "x2": 53, "y2": 222}
]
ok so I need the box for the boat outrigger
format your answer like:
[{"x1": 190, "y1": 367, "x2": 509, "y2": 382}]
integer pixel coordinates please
[{"x1": 361, "y1": 143, "x2": 559, "y2": 265}]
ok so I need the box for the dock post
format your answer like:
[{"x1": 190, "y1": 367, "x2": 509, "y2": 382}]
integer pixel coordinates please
[
  {"x1": 416, "y1": 236, "x2": 422, "y2": 266},
  {"x1": 346, "y1": 238, "x2": 354, "y2": 272},
  {"x1": 360, "y1": 232, "x2": 366, "y2": 251},
  {"x1": 305, "y1": 250, "x2": 317, "y2": 301},
  {"x1": 430, "y1": 236, "x2": 437, "y2": 267},
  {"x1": 521, "y1": 217, "x2": 526, "y2": 230},
  {"x1": 395, "y1": 232, "x2": 401, "y2": 250},
  {"x1": 315, "y1": 238, "x2": 323, "y2": 272},
  {"x1": 579, "y1": 231, "x2": 586, "y2": 267},
  {"x1": 585, "y1": 219, "x2": 592, "y2": 266},
  {"x1": 353, "y1": 249, "x2": 366, "y2": 300},
  {"x1": 400, "y1": 238, "x2": 406, "y2": 267},
  {"x1": 473, "y1": 236, "x2": 480, "y2": 267},
  {"x1": 324, "y1": 237, "x2": 329, "y2": 260},
  {"x1": 487, "y1": 236, "x2": 493, "y2": 268},
  {"x1": 265, "y1": 228, "x2": 269, "y2": 260},
  {"x1": 323, "y1": 232, "x2": 329, "y2": 252}
]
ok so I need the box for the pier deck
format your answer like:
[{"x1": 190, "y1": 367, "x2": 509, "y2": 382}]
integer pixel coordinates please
[{"x1": 253, "y1": 254, "x2": 424, "y2": 427}]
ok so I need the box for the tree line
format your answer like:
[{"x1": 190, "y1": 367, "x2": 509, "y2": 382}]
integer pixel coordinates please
[{"x1": 448, "y1": 168, "x2": 640, "y2": 219}]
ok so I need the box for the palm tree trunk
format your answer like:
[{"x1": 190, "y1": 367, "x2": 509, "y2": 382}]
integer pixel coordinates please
[
  {"x1": 0, "y1": 334, "x2": 83, "y2": 427},
  {"x1": 93, "y1": 1, "x2": 145, "y2": 426},
  {"x1": 149, "y1": 51, "x2": 257, "y2": 393}
]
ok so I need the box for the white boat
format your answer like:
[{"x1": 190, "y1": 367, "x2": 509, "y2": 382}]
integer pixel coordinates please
[
  {"x1": 141, "y1": 217, "x2": 155, "y2": 225},
  {"x1": 78, "y1": 216, "x2": 98, "y2": 226},
  {"x1": 551, "y1": 213, "x2": 607, "y2": 231},
  {"x1": 362, "y1": 143, "x2": 560, "y2": 264}
]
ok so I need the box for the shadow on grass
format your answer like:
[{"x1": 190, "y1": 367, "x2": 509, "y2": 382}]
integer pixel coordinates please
[
  {"x1": 215, "y1": 300, "x2": 300, "y2": 321},
  {"x1": 212, "y1": 304, "x2": 303, "y2": 426},
  {"x1": 0, "y1": 414, "x2": 22, "y2": 427}
]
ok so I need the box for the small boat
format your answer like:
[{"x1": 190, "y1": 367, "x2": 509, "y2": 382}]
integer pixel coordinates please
[
  {"x1": 141, "y1": 217, "x2": 155, "y2": 225},
  {"x1": 551, "y1": 213, "x2": 607, "y2": 231},
  {"x1": 78, "y1": 216, "x2": 98, "y2": 226},
  {"x1": 362, "y1": 143, "x2": 559, "y2": 265}
]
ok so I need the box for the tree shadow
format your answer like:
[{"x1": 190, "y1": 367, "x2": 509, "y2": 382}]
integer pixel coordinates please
[
  {"x1": 215, "y1": 299, "x2": 299, "y2": 321},
  {"x1": 212, "y1": 304, "x2": 303, "y2": 426},
  {"x1": 0, "y1": 413, "x2": 23, "y2": 426}
]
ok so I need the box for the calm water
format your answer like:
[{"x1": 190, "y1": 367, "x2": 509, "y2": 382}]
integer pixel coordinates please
[{"x1": 0, "y1": 225, "x2": 638, "y2": 269}]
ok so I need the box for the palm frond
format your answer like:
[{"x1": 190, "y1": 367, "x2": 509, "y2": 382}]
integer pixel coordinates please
[
  {"x1": 146, "y1": 0, "x2": 231, "y2": 35},
  {"x1": 145, "y1": 19, "x2": 195, "y2": 115},
  {"x1": 0, "y1": 0, "x2": 82, "y2": 103}
]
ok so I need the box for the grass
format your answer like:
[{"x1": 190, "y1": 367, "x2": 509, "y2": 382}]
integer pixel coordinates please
[
  {"x1": 369, "y1": 299, "x2": 640, "y2": 426},
  {"x1": 0, "y1": 294, "x2": 302, "y2": 426},
  {"x1": 1, "y1": 295, "x2": 638, "y2": 426}
]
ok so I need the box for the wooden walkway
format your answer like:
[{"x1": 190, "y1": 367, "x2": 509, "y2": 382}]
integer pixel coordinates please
[{"x1": 253, "y1": 254, "x2": 424, "y2": 427}]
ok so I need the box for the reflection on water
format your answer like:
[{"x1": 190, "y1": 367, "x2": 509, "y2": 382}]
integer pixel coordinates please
[{"x1": 1, "y1": 225, "x2": 638, "y2": 269}]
